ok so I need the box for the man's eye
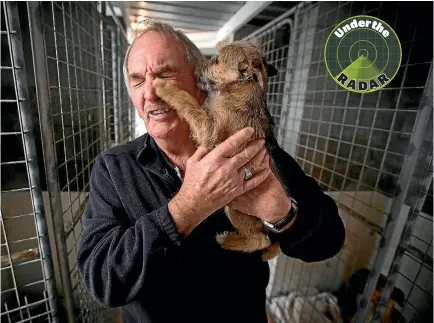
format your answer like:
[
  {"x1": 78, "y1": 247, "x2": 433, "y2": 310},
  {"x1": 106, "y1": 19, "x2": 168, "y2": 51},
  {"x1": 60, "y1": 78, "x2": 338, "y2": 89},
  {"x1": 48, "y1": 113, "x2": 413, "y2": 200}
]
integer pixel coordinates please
[
  {"x1": 133, "y1": 80, "x2": 144, "y2": 87},
  {"x1": 130, "y1": 76, "x2": 145, "y2": 87}
]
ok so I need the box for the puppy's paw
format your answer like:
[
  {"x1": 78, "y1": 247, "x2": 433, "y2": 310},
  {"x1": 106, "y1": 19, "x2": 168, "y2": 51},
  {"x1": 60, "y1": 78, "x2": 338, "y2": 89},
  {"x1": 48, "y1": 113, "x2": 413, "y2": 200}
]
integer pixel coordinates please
[
  {"x1": 216, "y1": 232, "x2": 265, "y2": 253},
  {"x1": 216, "y1": 231, "x2": 243, "y2": 249},
  {"x1": 153, "y1": 78, "x2": 176, "y2": 101},
  {"x1": 215, "y1": 231, "x2": 230, "y2": 246},
  {"x1": 261, "y1": 243, "x2": 281, "y2": 262},
  {"x1": 153, "y1": 77, "x2": 169, "y2": 89}
]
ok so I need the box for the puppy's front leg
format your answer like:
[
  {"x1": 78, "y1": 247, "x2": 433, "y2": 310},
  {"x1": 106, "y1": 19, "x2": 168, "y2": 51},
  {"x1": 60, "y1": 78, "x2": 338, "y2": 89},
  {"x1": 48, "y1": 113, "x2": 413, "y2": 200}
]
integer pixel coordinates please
[{"x1": 153, "y1": 78, "x2": 214, "y2": 147}]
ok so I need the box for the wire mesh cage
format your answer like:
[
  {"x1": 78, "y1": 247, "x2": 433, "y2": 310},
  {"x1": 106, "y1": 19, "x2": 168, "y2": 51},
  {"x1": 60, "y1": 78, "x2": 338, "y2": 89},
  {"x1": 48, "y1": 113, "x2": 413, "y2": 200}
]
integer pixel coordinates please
[
  {"x1": 1, "y1": 2, "x2": 58, "y2": 322},
  {"x1": 1, "y1": 1, "x2": 134, "y2": 322},
  {"x1": 242, "y1": 1, "x2": 433, "y2": 323},
  {"x1": 2, "y1": 1, "x2": 433, "y2": 323}
]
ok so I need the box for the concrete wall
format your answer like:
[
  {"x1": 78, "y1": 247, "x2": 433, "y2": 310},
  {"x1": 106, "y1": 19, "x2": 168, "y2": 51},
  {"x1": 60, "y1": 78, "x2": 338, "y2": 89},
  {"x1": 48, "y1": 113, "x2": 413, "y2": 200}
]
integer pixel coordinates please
[{"x1": 1, "y1": 190, "x2": 86, "y2": 307}]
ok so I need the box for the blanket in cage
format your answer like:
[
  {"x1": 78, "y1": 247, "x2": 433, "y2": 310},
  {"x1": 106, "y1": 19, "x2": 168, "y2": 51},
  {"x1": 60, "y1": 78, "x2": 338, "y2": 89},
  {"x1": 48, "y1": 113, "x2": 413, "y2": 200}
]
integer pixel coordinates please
[{"x1": 268, "y1": 287, "x2": 343, "y2": 323}]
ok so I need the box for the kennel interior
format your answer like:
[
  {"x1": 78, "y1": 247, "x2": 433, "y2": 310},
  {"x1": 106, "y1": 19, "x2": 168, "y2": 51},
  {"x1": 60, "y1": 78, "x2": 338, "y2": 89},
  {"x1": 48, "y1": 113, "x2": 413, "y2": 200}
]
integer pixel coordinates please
[
  {"x1": 237, "y1": 2, "x2": 433, "y2": 322},
  {"x1": 1, "y1": 1, "x2": 433, "y2": 323}
]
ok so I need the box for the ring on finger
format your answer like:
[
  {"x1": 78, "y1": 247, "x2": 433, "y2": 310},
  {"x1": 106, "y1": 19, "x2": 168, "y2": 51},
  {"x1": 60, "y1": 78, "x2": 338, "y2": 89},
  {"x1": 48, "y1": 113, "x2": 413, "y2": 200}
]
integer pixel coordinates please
[{"x1": 243, "y1": 167, "x2": 253, "y2": 181}]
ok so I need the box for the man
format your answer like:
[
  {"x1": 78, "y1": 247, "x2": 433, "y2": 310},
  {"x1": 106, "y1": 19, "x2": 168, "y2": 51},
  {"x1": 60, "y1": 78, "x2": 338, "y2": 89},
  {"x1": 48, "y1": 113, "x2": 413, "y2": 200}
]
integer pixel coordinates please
[{"x1": 77, "y1": 19, "x2": 345, "y2": 323}]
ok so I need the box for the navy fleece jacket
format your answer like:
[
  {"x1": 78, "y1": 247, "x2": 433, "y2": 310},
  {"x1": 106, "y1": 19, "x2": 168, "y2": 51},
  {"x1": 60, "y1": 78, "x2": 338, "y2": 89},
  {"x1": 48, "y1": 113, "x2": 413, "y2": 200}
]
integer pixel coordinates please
[{"x1": 77, "y1": 133, "x2": 345, "y2": 323}]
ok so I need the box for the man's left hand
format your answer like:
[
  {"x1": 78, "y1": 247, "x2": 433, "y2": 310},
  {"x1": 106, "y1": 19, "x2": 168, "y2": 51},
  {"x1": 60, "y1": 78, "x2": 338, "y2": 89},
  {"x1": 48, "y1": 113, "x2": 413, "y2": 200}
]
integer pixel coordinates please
[{"x1": 228, "y1": 155, "x2": 291, "y2": 223}]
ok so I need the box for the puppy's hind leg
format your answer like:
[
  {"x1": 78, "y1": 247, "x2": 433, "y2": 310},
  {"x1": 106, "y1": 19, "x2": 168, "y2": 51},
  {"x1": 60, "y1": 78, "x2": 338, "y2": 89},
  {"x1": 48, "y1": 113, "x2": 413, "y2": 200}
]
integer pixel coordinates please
[
  {"x1": 261, "y1": 242, "x2": 281, "y2": 262},
  {"x1": 216, "y1": 231, "x2": 272, "y2": 253},
  {"x1": 153, "y1": 78, "x2": 214, "y2": 147}
]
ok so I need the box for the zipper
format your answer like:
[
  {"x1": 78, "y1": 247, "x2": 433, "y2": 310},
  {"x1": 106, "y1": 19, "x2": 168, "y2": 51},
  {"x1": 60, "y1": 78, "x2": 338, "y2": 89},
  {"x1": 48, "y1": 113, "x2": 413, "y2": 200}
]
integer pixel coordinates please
[{"x1": 141, "y1": 165, "x2": 181, "y2": 186}]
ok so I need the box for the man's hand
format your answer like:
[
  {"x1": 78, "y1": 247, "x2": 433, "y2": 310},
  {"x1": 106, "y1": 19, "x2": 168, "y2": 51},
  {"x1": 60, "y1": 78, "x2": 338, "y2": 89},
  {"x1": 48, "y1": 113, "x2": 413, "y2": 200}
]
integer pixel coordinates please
[
  {"x1": 228, "y1": 156, "x2": 291, "y2": 224},
  {"x1": 168, "y1": 127, "x2": 271, "y2": 235}
]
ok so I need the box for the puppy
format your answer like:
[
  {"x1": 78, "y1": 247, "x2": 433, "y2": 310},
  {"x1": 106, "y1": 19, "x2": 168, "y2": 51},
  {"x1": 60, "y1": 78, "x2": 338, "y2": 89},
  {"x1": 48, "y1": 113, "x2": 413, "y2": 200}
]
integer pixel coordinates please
[{"x1": 153, "y1": 40, "x2": 284, "y2": 261}]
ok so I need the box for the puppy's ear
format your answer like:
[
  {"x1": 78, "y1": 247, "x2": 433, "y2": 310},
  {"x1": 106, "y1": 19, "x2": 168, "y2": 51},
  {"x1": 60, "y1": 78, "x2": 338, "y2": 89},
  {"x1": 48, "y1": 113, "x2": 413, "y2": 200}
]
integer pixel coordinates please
[
  {"x1": 262, "y1": 57, "x2": 278, "y2": 77},
  {"x1": 238, "y1": 62, "x2": 252, "y2": 80},
  {"x1": 266, "y1": 62, "x2": 278, "y2": 77},
  {"x1": 216, "y1": 40, "x2": 228, "y2": 51}
]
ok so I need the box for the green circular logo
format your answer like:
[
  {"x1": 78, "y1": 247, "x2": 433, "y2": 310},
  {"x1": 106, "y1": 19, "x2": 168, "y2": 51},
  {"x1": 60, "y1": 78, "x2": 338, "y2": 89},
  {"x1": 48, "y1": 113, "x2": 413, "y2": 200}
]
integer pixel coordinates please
[{"x1": 324, "y1": 15, "x2": 402, "y2": 93}]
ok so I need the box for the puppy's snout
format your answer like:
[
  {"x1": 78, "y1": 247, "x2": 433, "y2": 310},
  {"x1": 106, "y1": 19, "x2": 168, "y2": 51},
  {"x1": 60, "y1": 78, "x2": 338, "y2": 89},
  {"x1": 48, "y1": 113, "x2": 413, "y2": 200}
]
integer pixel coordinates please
[
  {"x1": 195, "y1": 61, "x2": 213, "y2": 88},
  {"x1": 195, "y1": 60, "x2": 206, "y2": 77}
]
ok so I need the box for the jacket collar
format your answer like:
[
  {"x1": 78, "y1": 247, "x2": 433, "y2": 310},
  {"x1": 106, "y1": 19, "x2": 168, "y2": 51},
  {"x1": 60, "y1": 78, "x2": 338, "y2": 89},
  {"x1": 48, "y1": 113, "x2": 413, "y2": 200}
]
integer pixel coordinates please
[
  {"x1": 135, "y1": 133, "x2": 181, "y2": 184},
  {"x1": 136, "y1": 133, "x2": 163, "y2": 171}
]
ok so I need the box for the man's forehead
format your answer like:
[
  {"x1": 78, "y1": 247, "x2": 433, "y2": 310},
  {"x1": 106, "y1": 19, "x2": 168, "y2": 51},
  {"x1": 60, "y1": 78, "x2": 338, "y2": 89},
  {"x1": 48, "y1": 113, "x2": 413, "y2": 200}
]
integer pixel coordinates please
[{"x1": 127, "y1": 31, "x2": 187, "y2": 70}]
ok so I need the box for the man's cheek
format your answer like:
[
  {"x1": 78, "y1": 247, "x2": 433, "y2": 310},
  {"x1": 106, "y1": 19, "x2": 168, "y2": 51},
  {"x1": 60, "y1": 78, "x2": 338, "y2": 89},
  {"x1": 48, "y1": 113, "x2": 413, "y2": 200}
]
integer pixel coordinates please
[
  {"x1": 132, "y1": 96, "x2": 145, "y2": 116},
  {"x1": 170, "y1": 78, "x2": 186, "y2": 89},
  {"x1": 131, "y1": 91, "x2": 141, "y2": 106}
]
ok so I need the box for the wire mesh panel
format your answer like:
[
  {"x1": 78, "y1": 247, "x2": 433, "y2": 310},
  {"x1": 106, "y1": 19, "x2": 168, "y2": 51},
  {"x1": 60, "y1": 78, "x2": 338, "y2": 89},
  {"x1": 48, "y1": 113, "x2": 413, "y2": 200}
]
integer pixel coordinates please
[
  {"x1": 242, "y1": 1, "x2": 433, "y2": 323},
  {"x1": 1, "y1": 2, "x2": 58, "y2": 322},
  {"x1": 2, "y1": 1, "x2": 134, "y2": 322},
  {"x1": 29, "y1": 2, "x2": 134, "y2": 322},
  {"x1": 118, "y1": 32, "x2": 133, "y2": 143},
  {"x1": 27, "y1": 2, "x2": 110, "y2": 321},
  {"x1": 107, "y1": 25, "x2": 134, "y2": 146}
]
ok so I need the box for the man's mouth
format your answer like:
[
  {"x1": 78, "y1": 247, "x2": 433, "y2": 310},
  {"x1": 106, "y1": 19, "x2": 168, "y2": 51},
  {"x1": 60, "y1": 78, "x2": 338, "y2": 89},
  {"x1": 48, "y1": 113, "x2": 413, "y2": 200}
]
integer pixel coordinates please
[{"x1": 149, "y1": 107, "x2": 172, "y2": 116}]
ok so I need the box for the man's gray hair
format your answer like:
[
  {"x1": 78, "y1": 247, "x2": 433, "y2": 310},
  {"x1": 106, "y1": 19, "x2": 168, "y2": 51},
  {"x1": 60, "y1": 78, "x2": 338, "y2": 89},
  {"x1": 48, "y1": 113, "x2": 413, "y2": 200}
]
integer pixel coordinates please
[{"x1": 123, "y1": 18, "x2": 204, "y2": 90}]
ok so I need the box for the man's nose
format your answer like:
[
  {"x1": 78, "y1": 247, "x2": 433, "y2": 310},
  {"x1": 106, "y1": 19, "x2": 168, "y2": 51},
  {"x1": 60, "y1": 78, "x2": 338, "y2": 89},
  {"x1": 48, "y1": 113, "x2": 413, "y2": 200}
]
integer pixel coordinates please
[{"x1": 143, "y1": 77, "x2": 158, "y2": 102}]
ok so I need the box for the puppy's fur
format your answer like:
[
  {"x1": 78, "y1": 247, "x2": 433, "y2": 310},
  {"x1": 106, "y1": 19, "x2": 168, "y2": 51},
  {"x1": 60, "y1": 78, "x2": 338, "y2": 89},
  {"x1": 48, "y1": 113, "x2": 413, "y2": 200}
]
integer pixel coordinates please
[{"x1": 154, "y1": 41, "x2": 285, "y2": 261}]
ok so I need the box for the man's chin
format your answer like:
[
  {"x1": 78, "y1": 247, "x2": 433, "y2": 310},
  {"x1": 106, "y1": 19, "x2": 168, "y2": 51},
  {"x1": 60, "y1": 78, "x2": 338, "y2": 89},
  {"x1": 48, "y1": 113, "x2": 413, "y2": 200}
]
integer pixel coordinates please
[
  {"x1": 145, "y1": 121, "x2": 178, "y2": 140},
  {"x1": 143, "y1": 113, "x2": 191, "y2": 141}
]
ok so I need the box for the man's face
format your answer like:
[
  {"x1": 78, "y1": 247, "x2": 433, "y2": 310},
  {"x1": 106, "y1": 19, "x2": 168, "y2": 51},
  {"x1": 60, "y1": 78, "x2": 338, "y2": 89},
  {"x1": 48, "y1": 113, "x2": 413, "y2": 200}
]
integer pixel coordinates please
[{"x1": 127, "y1": 31, "x2": 205, "y2": 139}]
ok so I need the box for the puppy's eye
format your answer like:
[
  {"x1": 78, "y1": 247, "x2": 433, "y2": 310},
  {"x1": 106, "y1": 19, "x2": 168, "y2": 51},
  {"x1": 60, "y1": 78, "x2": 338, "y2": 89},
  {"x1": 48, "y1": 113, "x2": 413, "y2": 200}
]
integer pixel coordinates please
[{"x1": 213, "y1": 56, "x2": 219, "y2": 64}]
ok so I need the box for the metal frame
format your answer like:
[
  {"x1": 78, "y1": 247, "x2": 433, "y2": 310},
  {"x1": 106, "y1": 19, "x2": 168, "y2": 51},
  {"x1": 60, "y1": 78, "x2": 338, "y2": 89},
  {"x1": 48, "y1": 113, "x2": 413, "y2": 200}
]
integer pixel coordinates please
[
  {"x1": 27, "y1": 2, "x2": 78, "y2": 322},
  {"x1": 216, "y1": 1, "x2": 271, "y2": 41},
  {"x1": 116, "y1": 28, "x2": 124, "y2": 144},
  {"x1": 1, "y1": 2, "x2": 58, "y2": 322},
  {"x1": 111, "y1": 27, "x2": 120, "y2": 146}
]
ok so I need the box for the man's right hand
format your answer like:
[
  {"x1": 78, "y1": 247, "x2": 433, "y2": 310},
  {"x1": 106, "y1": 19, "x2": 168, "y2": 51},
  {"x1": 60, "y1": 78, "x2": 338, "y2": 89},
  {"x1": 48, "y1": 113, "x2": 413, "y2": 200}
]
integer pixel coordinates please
[{"x1": 168, "y1": 127, "x2": 271, "y2": 236}]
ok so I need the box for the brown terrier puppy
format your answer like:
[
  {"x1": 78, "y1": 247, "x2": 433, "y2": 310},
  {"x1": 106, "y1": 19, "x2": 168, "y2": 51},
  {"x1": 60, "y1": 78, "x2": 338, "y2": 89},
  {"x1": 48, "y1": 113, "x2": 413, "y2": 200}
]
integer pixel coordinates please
[{"x1": 153, "y1": 40, "x2": 286, "y2": 261}]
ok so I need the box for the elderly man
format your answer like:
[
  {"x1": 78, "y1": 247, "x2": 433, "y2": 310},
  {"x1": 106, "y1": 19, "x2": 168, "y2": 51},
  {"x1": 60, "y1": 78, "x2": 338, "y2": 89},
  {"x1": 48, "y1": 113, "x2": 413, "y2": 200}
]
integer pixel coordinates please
[{"x1": 77, "y1": 19, "x2": 345, "y2": 323}]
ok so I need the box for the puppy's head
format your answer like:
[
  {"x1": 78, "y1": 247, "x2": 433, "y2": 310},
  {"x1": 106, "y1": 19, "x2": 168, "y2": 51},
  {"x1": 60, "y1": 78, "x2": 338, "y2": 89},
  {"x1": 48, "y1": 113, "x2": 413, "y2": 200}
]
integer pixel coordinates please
[{"x1": 196, "y1": 41, "x2": 278, "y2": 92}]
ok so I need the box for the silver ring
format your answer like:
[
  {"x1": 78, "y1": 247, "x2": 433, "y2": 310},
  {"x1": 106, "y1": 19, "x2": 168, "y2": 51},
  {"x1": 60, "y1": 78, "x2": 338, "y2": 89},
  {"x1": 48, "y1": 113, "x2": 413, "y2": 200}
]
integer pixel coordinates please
[{"x1": 243, "y1": 167, "x2": 253, "y2": 181}]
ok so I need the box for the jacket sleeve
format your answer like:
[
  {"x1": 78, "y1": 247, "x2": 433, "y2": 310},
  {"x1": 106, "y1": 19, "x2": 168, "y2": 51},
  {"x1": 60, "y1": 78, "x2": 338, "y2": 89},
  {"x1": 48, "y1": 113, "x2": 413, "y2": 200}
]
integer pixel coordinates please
[
  {"x1": 76, "y1": 156, "x2": 182, "y2": 308},
  {"x1": 269, "y1": 144, "x2": 346, "y2": 263}
]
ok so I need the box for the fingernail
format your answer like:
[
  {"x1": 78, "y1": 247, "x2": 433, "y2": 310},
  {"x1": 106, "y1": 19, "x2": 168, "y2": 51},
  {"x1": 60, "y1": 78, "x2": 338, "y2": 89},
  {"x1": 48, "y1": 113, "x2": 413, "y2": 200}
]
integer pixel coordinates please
[{"x1": 247, "y1": 127, "x2": 255, "y2": 136}]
